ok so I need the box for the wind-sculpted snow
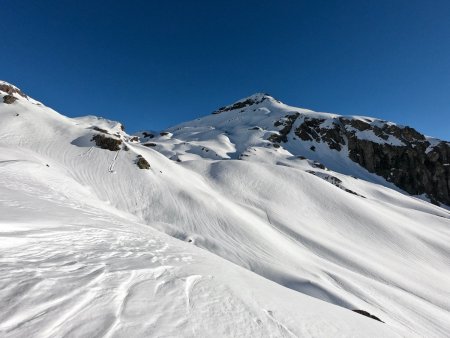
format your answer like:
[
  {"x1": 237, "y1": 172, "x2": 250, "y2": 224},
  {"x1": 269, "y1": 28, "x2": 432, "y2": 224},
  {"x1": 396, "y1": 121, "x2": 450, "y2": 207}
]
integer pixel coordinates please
[
  {"x1": 1, "y1": 82, "x2": 450, "y2": 337},
  {"x1": 0, "y1": 153, "x2": 401, "y2": 338}
]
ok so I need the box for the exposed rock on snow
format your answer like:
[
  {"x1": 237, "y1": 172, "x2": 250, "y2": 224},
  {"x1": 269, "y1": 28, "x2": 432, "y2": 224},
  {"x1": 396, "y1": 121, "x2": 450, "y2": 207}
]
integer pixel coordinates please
[
  {"x1": 142, "y1": 131, "x2": 154, "y2": 138},
  {"x1": 307, "y1": 170, "x2": 366, "y2": 198},
  {"x1": 3, "y1": 95, "x2": 18, "y2": 104},
  {"x1": 269, "y1": 112, "x2": 300, "y2": 143},
  {"x1": 0, "y1": 81, "x2": 28, "y2": 98},
  {"x1": 92, "y1": 126, "x2": 109, "y2": 133},
  {"x1": 135, "y1": 155, "x2": 150, "y2": 169},
  {"x1": 91, "y1": 133, "x2": 122, "y2": 151}
]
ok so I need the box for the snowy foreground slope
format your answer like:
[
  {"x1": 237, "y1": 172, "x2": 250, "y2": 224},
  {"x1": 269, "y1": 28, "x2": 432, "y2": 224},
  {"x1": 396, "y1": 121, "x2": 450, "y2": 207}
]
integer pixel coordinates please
[{"x1": 1, "y1": 83, "x2": 450, "y2": 337}]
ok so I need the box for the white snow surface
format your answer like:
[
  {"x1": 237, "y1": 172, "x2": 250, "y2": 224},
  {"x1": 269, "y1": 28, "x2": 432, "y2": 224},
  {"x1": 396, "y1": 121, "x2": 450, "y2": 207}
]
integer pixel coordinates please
[{"x1": 1, "y1": 85, "x2": 450, "y2": 337}]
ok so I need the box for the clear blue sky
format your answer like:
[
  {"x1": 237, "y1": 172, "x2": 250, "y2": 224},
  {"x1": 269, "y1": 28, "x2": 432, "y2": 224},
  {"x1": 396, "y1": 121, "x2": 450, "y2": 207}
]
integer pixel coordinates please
[{"x1": 2, "y1": 0, "x2": 449, "y2": 139}]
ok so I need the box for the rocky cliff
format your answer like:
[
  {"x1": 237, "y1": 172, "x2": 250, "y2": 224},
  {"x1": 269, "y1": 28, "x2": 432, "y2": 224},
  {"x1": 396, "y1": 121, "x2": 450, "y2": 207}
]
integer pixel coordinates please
[{"x1": 287, "y1": 114, "x2": 450, "y2": 206}]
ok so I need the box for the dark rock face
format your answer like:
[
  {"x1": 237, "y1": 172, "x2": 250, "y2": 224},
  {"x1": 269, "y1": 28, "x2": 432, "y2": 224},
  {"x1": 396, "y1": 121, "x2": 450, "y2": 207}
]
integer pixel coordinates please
[
  {"x1": 321, "y1": 125, "x2": 345, "y2": 151},
  {"x1": 91, "y1": 134, "x2": 122, "y2": 151},
  {"x1": 142, "y1": 132, "x2": 154, "y2": 138},
  {"x1": 269, "y1": 112, "x2": 300, "y2": 143},
  {"x1": 136, "y1": 155, "x2": 150, "y2": 169},
  {"x1": 284, "y1": 115, "x2": 449, "y2": 206},
  {"x1": 295, "y1": 118, "x2": 324, "y2": 142},
  {"x1": 312, "y1": 161, "x2": 326, "y2": 170},
  {"x1": 3, "y1": 95, "x2": 18, "y2": 104},
  {"x1": 295, "y1": 118, "x2": 345, "y2": 151},
  {"x1": 352, "y1": 310, "x2": 384, "y2": 323},
  {"x1": 346, "y1": 133, "x2": 449, "y2": 206},
  {"x1": 92, "y1": 126, "x2": 108, "y2": 133}
]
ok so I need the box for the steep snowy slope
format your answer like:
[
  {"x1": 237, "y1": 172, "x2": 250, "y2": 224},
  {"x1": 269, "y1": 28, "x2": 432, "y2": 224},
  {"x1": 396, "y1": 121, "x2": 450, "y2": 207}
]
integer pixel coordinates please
[{"x1": 1, "y1": 82, "x2": 450, "y2": 337}]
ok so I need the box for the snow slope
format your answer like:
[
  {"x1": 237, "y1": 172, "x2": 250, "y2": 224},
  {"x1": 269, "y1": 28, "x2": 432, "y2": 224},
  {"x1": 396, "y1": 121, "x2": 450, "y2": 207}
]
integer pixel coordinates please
[
  {"x1": 0, "y1": 153, "x2": 400, "y2": 338},
  {"x1": 143, "y1": 93, "x2": 448, "y2": 194},
  {"x1": 1, "y1": 83, "x2": 450, "y2": 337}
]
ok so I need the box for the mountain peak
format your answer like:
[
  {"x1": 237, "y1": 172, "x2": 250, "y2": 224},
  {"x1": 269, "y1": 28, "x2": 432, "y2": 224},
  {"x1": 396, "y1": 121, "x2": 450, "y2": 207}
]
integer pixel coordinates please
[
  {"x1": 212, "y1": 92, "x2": 280, "y2": 114},
  {"x1": 244, "y1": 92, "x2": 275, "y2": 101}
]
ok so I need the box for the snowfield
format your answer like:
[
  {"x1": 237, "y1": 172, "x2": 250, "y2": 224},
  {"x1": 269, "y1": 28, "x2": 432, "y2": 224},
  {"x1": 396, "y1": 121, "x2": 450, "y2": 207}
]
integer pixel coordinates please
[{"x1": 1, "y1": 82, "x2": 450, "y2": 337}]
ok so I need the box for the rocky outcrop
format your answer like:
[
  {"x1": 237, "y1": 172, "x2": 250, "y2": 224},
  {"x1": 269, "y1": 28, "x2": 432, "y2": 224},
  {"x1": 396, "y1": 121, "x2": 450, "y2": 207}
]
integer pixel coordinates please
[
  {"x1": 3, "y1": 95, "x2": 18, "y2": 104},
  {"x1": 295, "y1": 117, "x2": 324, "y2": 143},
  {"x1": 306, "y1": 170, "x2": 366, "y2": 198},
  {"x1": 91, "y1": 134, "x2": 122, "y2": 151},
  {"x1": 346, "y1": 130, "x2": 449, "y2": 206},
  {"x1": 283, "y1": 115, "x2": 449, "y2": 206},
  {"x1": 129, "y1": 136, "x2": 139, "y2": 142},
  {"x1": 136, "y1": 155, "x2": 150, "y2": 169},
  {"x1": 268, "y1": 112, "x2": 300, "y2": 143},
  {"x1": 295, "y1": 118, "x2": 345, "y2": 151},
  {"x1": 142, "y1": 132, "x2": 154, "y2": 138},
  {"x1": 92, "y1": 126, "x2": 109, "y2": 133},
  {"x1": 0, "y1": 83, "x2": 27, "y2": 98}
]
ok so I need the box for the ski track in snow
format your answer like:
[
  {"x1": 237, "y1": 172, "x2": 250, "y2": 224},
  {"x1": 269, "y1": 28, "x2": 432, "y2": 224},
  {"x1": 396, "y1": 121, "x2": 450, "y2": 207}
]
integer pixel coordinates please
[
  {"x1": 263, "y1": 310, "x2": 297, "y2": 338},
  {"x1": 78, "y1": 146, "x2": 94, "y2": 158},
  {"x1": 108, "y1": 149, "x2": 121, "y2": 173}
]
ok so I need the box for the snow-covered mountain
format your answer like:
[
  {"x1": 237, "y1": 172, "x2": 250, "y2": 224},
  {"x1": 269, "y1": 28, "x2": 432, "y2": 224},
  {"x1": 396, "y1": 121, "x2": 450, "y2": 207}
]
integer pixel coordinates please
[
  {"x1": 1, "y1": 81, "x2": 449, "y2": 337},
  {"x1": 141, "y1": 93, "x2": 450, "y2": 207}
]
